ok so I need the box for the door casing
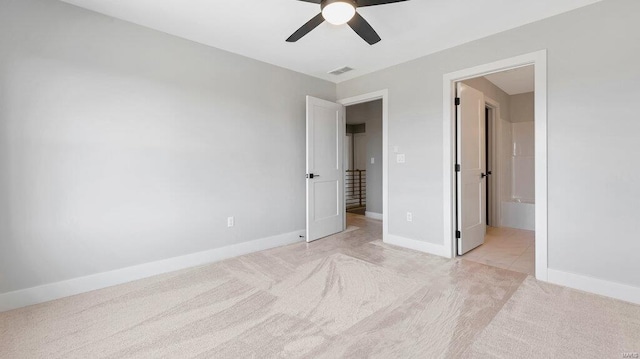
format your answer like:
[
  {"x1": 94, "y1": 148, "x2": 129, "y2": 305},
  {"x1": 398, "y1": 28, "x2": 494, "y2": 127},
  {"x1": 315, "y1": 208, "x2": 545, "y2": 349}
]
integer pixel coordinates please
[{"x1": 484, "y1": 97, "x2": 503, "y2": 228}]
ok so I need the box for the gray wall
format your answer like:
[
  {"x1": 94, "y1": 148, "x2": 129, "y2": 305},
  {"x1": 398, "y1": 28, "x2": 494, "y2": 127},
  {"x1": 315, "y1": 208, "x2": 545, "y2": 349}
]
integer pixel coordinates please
[
  {"x1": 0, "y1": 0, "x2": 335, "y2": 294},
  {"x1": 337, "y1": 0, "x2": 640, "y2": 287},
  {"x1": 346, "y1": 100, "x2": 383, "y2": 214},
  {"x1": 462, "y1": 77, "x2": 512, "y2": 123},
  {"x1": 510, "y1": 92, "x2": 535, "y2": 123}
]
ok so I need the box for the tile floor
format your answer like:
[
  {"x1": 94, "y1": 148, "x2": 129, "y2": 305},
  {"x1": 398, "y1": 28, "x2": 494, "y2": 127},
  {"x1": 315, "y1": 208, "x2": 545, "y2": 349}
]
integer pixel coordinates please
[{"x1": 461, "y1": 226, "x2": 535, "y2": 275}]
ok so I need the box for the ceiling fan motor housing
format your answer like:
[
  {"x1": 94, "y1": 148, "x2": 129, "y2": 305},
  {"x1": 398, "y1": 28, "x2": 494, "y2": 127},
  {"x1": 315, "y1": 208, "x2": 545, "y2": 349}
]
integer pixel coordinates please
[
  {"x1": 288, "y1": 0, "x2": 407, "y2": 45},
  {"x1": 321, "y1": 0, "x2": 357, "y2": 11}
]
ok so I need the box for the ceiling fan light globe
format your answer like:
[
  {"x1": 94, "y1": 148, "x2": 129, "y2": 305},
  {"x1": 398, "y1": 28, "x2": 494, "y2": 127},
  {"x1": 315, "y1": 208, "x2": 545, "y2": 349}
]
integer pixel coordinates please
[{"x1": 322, "y1": 1, "x2": 356, "y2": 25}]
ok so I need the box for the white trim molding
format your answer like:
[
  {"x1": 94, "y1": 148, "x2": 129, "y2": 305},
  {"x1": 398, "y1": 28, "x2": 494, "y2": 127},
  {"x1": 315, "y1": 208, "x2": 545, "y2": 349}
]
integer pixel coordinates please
[
  {"x1": 483, "y1": 96, "x2": 503, "y2": 228},
  {"x1": 0, "y1": 230, "x2": 304, "y2": 312},
  {"x1": 548, "y1": 269, "x2": 640, "y2": 305},
  {"x1": 385, "y1": 234, "x2": 450, "y2": 258},
  {"x1": 338, "y1": 90, "x2": 389, "y2": 242},
  {"x1": 442, "y1": 50, "x2": 548, "y2": 280},
  {"x1": 365, "y1": 211, "x2": 383, "y2": 220}
]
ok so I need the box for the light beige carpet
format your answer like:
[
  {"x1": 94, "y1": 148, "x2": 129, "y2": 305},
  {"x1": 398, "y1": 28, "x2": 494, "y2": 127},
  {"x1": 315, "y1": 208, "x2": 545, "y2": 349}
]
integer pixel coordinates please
[{"x1": 1, "y1": 216, "x2": 639, "y2": 358}]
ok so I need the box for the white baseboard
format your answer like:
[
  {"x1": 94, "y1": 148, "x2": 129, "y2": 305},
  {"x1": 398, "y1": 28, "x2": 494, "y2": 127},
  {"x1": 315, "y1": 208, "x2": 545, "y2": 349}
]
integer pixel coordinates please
[
  {"x1": 547, "y1": 269, "x2": 640, "y2": 305},
  {"x1": 384, "y1": 234, "x2": 450, "y2": 258},
  {"x1": 0, "y1": 230, "x2": 305, "y2": 312},
  {"x1": 365, "y1": 211, "x2": 383, "y2": 220}
]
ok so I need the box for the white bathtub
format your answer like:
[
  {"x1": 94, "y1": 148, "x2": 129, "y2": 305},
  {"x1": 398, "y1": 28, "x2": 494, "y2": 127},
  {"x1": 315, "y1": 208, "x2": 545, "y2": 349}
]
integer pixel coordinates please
[{"x1": 501, "y1": 200, "x2": 535, "y2": 231}]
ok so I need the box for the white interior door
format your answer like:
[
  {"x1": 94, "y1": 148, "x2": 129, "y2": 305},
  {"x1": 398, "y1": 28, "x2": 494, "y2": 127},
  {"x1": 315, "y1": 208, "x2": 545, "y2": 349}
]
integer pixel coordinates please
[
  {"x1": 456, "y1": 83, "x2": 487, "y2": 255},
  {"x1": 306, "y1": 96, "x2": 345, "y2": 242}
]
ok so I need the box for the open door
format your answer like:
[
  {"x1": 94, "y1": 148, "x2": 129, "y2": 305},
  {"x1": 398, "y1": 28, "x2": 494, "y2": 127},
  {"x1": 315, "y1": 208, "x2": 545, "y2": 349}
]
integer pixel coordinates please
[
  {"x1": 456, "y1": 83, "x2": 487, "y2": 255},
  {"x1": 306, "y1": 96, "x2": 345, "y2": 242}
]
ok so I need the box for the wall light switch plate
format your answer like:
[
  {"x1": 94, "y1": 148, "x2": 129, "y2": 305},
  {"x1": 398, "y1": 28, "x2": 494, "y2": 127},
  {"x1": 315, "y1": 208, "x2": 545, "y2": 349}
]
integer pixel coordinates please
[
  {"x1": 227, "y1": 217, "x2": 234, "y2": 227},
  {"x1": 406, "y1": 212, "x2": 413, "y2": 222},
  {"x1": 371, "y1": 157, "x2": 375, "y2": 164},
  {"x1": 396, "y1": 154, "x2": 406, "y2": 163}
]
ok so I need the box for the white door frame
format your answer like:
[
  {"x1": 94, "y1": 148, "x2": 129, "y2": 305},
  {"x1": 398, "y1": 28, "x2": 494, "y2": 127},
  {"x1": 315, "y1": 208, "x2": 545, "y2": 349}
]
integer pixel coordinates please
[
  {"x1": 484, "y1": 96, "x2": 503, "y2": 228},
  {"x1": 338, "y1": 90, "x2": 389, "y2": 239},
  {"x1": 443, "y1": 50, "x2": 548, "y2": 281}
]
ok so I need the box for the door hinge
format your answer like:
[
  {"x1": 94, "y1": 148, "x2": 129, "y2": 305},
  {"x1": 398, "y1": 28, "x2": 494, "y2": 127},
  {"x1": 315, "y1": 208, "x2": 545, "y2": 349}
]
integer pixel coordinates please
[
  {"x1": 455, "y1": 164, "x2": 461, "y2": 172},
  {"x1": 456, "y1": 230, "x2": 461, "y2": 239},
  {"x1": 455, "y1": 97, "x2": 461, "y2": 106}
]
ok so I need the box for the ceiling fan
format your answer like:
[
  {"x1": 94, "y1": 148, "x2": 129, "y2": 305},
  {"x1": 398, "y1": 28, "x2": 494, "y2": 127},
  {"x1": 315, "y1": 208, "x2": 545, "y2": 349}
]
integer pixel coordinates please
[{"x1": 286, "y1": 0, "x2": 409, "y2": 45}]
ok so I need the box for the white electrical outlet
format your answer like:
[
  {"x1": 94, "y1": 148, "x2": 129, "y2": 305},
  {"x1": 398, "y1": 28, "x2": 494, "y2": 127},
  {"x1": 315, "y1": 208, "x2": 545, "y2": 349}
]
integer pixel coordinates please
[
  {"x1": 227, "y1": 217, "x2": 234, "y2": 227},
  {"x1": 406, "y1": 212, "x2": 412, "y2": 222},
  {"x1": 397, "y1": 154, "x2": 406, "y2": 163}
]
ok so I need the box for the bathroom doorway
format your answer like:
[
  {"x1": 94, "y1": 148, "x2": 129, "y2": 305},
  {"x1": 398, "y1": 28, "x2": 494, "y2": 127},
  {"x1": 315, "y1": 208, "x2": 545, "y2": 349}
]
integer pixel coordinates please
[{"x1": 455, "y1": 65, "x2": 537, "y2": 276}]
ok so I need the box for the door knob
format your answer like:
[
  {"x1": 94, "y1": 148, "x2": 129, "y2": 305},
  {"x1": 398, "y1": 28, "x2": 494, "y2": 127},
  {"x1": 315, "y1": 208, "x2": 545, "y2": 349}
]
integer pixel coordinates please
[
  {"x1": 481, "y1": 173, "x2": 487, "y2": 178},
  {"x1": 306, "y1": 173, "x2": 320, "y2": 179}
]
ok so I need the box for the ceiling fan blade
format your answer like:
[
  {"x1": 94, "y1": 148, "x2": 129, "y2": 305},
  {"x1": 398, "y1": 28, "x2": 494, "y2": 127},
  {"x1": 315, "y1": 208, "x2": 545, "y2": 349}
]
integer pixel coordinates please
[
  {"x1": 356, "y1": 0, "x2": 409, "y2": 7},
  {"x1": 296, "y1": 0, "x2": 321, "y2": 3},
  {"x1": 348, "y1": 13, "x2": 381, "y2": 45},
  {"x1": 286, "y1": 13, "x2": 325, "y2": 42}
]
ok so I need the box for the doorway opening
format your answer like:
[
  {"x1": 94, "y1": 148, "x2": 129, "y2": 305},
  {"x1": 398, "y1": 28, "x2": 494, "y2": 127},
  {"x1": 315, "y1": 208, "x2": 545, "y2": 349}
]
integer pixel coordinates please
[
  {"x1": 454, "y1": 65, "x2": 537, "y2": 275},
  {"x1": 456, "y1": 65, "x2": 535, "y2": 275},
  {"x1": 443, "y1": 50, "x2": 548, "y2": 281},
  {"x1": 340, "y1": 90, "x2": 389, "y2": 239},
  {"x1": 344, "y1": 100, "x2": 383, "y2": 228},
  {"x1": 305, "y1": 91, "x2": 388, "y2": 243}
]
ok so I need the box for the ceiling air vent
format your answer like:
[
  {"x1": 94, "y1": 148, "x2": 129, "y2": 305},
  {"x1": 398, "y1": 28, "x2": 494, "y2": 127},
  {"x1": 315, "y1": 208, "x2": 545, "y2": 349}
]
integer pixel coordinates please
[{"x1": 328, "y1": 66, "x2": 354, "y2": 76}]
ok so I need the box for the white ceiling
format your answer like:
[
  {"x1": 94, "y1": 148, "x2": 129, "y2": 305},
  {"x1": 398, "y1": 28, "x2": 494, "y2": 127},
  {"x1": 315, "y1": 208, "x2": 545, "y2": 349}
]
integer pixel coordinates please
[
  {"x1": 484, "y1": 65, "x2": 535, "y2": 95},
  {"x1": 60, "y1": 0, "x2": 602, "y2": 83}
]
